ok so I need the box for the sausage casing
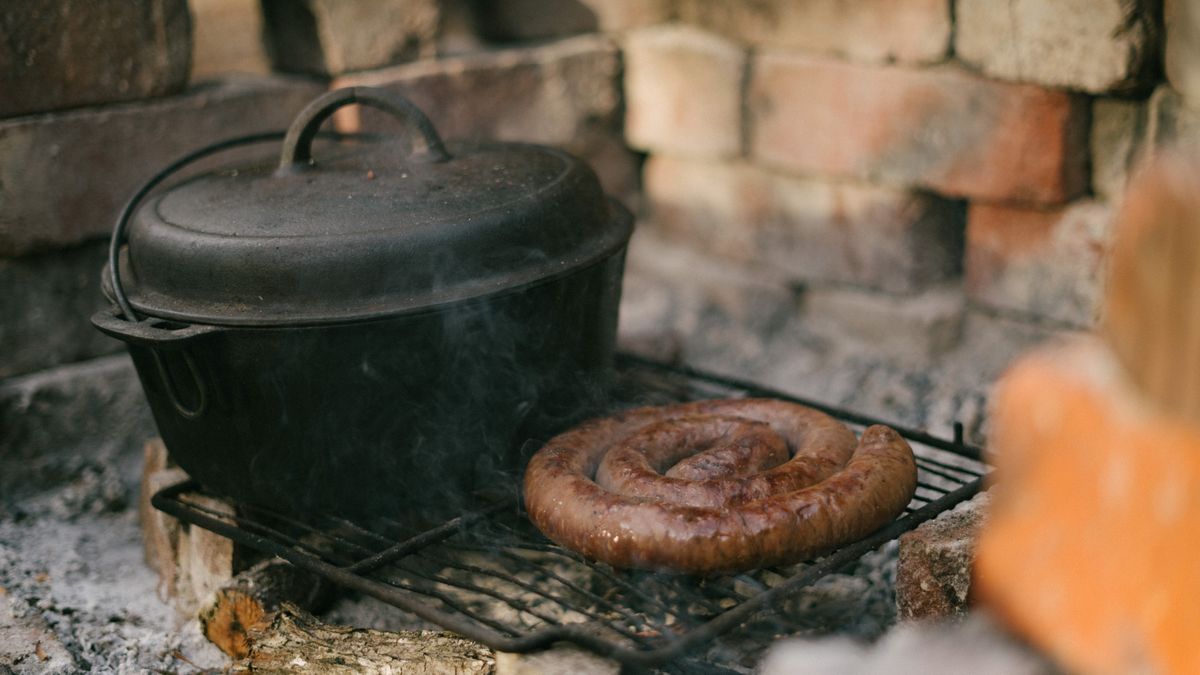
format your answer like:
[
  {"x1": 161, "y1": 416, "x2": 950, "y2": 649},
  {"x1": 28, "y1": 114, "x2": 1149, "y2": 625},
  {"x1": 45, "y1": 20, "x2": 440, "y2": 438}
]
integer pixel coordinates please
[{"x1": 522, "y1": 399, "x2": 917, "y2": 574}]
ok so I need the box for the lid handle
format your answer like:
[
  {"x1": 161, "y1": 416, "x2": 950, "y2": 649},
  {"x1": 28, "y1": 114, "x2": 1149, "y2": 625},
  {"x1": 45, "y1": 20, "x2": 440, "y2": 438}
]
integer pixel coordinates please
[{"x1": 277, "y1": 87, "x2": 449, "y2": 174}]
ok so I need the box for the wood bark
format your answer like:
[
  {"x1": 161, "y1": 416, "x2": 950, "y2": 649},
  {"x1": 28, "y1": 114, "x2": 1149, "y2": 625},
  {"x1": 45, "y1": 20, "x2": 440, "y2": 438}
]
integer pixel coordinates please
[
  {"x1": 198, "y1": 558, "x2": 333, "y2": 659},
  {"x1": 140, "y1": 438, "x2": 243, "y2": 613},
  {"x1": 141, "y1": 439, "x2": 495, "y2": 673}
]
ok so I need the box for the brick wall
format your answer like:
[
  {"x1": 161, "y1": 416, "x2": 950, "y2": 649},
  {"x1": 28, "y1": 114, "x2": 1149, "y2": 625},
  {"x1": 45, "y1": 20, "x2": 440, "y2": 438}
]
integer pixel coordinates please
[
  {"x1": 605, "y1": 0, "x2": 1188, "y2": 424},
  {"x1": 2, "y1": 0, "x2": 1195, "y2": 471},
  {"x1": 617, "y1": 0, "x2": 1168, "y2": 340}
]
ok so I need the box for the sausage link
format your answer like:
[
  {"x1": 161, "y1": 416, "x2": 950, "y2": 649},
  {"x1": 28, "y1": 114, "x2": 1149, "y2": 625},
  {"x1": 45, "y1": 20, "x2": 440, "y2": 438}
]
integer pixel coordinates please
[{"x1": 522, "y1": 399, "x2": 917, "y2": 574}]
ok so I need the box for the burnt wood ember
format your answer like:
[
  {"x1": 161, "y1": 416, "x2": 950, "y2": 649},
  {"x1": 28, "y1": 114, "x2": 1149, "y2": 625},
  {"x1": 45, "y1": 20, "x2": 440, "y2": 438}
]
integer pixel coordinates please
[
  {"x1": 150, "y1": 355, "x2": 987, "y2": 671},
  {"x1": 199, "y1": 558, "x2": 333, "y2": 659}
]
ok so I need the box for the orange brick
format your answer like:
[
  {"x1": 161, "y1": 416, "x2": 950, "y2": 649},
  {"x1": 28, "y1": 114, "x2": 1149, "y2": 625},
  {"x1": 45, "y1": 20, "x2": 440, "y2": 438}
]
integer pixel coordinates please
[
  {"x1": 978, "y1": 337, "x2": 1200, "y2": 675},
  {"x1": 748, "y1": 55, "x2": 1089, "y2": 205}
]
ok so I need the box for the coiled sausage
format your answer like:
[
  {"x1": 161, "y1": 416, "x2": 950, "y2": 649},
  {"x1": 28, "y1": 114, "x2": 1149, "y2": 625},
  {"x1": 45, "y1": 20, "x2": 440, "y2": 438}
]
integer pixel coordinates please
[{"x1": 522, "y1": 399, "x2": 917, "y2": 574}]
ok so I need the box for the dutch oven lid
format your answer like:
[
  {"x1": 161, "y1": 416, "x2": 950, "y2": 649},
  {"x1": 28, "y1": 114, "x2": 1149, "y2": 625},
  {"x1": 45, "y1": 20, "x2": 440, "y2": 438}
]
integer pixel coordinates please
[{"x1": 114, "y1": 87, "x2": 632, "y2": 326}]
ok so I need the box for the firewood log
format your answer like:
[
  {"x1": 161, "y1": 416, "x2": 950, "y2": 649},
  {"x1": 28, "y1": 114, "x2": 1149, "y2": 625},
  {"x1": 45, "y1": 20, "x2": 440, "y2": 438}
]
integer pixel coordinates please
[
  {"x1": 198, "y1": 558, "x2": 333, "y2": 659},
  {"x1": 140, "y1": 438, "x2": 248, "y2": 613}
]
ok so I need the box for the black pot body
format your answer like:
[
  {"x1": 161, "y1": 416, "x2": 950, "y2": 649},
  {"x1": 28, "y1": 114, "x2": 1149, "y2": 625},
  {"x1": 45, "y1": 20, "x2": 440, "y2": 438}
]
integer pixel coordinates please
[{"x1": 120, "y1": 253, "x2": 625, "y2": 520}]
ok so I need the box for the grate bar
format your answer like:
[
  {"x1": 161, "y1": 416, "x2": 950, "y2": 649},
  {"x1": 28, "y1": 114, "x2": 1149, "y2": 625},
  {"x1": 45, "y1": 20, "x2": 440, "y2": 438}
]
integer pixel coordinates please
[
  {"x1": 616, "y1": 353, "x2": 985, "y2": 460},
  {"x1": 440, "y1": 544, "x2": 663, "y2": 633},
  {"x1": 392, "y1": 557, "x2": 590, "y2": 636},
  {"x1": 915, "y1": 454, "x2": 987, "y2": 478},
  {"x1": 442, "y1": 539, "x2": 700, "y2": 627},
  {"x1": 346, "y1": 504, "x2": 509, "y2": 573},
  {"x1": 152, "y1": 355, "x2": 989, "y2": 669},
  {"x1": 411, "y1": 550, "x2": 654, "y2": 644},
  {"x1": 376, "y1": 572, "x2": 525, "y2": 638},
  {"x1": 915, "y1": 461, "x2": 984, "y2": 485},
  {"x1": 482, "y1": 519, "x2": 735, "y2": 618}
]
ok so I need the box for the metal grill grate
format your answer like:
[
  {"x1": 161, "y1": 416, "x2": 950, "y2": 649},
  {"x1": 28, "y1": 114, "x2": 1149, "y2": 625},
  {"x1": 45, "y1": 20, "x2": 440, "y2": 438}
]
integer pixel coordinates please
[{"x1": 153, "y1": 354, "x2": 988, "y2": 671}]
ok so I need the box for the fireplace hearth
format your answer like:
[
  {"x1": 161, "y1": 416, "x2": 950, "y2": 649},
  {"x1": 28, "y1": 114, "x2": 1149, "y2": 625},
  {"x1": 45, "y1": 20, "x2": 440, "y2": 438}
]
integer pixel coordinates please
[
  {"x1": 4, "y1": 0, "x2": 1193, "y2": 672},
  {"x1": 150, "y1": 354, "x2": 986, "y2": 672}
]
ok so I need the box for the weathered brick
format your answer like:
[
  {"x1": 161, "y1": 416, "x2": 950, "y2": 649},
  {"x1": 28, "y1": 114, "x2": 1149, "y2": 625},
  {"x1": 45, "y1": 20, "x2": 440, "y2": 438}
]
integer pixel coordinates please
[
  {"x1": 1091, "y1": 98, "x2": 1149, "y2": 202},
  {"x1": 624, "y1": 26, "x2": 744, "y2": 159},
  {"x1": 1166, "y1": 0, "x2": 1200, "y2": 103},
  {"x1": 0, "y1": 1, "x2": 191, "y2": 118},
  {"x1": 749, "y1": 55, "x2": 1089, "y2": 205},
  {"x1": 896, "y1": 491, "x2": 990, "y2": 620},
  {"x1": 0, "y1": 75, "x2": 324, "y2": 257},
  {"x1": 802, "y1": 285, "x2": 966, "y2": 364},
  {"x1": 643, "y1": 155, "x2": 965, "y2": 293},
  {"x1": 262, "y1": 0, "x2": 438, "y2": 76},
  {"x1": 336, "y1": 36, "x2": 619, "y2": 142},
  {"x1": 956, "y1": 0, "x2": 1159, "y2": 94},
  {"x1": 334, "y1": 36, "x2": 634, "y2": 199},
  {"x1": 676, "y1": 0, "x2": 950, "y2": 64},
  {"x1": 476, "y1": 0, "x2": 672, "y2": 40},
  {"x1": 0, "y1": 241, "x2": 121, "y2": 379},
  {"x1": 473, "y1": 0, "x2": 598, "y2": 40},
  {"x1": 620, "y1": 231, "x2": 798, "y2": 366},
  {"x1": 965, "y1": 201, "x2": 1114, "y2": 326},
  {"x1": 190, "y1": 0, "x2": 272, "y2": 79}
]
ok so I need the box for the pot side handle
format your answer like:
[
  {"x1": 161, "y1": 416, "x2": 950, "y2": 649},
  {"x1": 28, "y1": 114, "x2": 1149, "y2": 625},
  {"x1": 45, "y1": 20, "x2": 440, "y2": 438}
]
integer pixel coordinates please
[
  {"x1": 92, "y1": 308, "x2": 220, "y2": 420},
  {"x1": 92, "y1": 307, "x2": 222, "y2": 348},
  {"x1": 276, "y1": 87, "x2": 450, "y2": 174}
]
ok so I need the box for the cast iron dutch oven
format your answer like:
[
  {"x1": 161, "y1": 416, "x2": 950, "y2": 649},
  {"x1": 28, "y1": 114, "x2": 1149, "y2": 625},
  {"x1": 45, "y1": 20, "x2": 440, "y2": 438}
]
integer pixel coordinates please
[{"x1": 93, "y1": 87, "x2": 633, "y2": 519}]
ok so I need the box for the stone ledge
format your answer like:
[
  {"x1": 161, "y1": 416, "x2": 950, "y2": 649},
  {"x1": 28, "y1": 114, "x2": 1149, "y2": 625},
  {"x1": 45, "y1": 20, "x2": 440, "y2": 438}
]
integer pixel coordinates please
[{"x1": 0, "y1": 75, "x2": 325, "y2": 256}]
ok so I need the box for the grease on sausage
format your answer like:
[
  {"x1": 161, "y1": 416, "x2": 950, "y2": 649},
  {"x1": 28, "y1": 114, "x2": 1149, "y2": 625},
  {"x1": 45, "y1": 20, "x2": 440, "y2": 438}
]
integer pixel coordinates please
[{"x1": 522, "y1": 399, "x2": 917, "y2": 574}]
